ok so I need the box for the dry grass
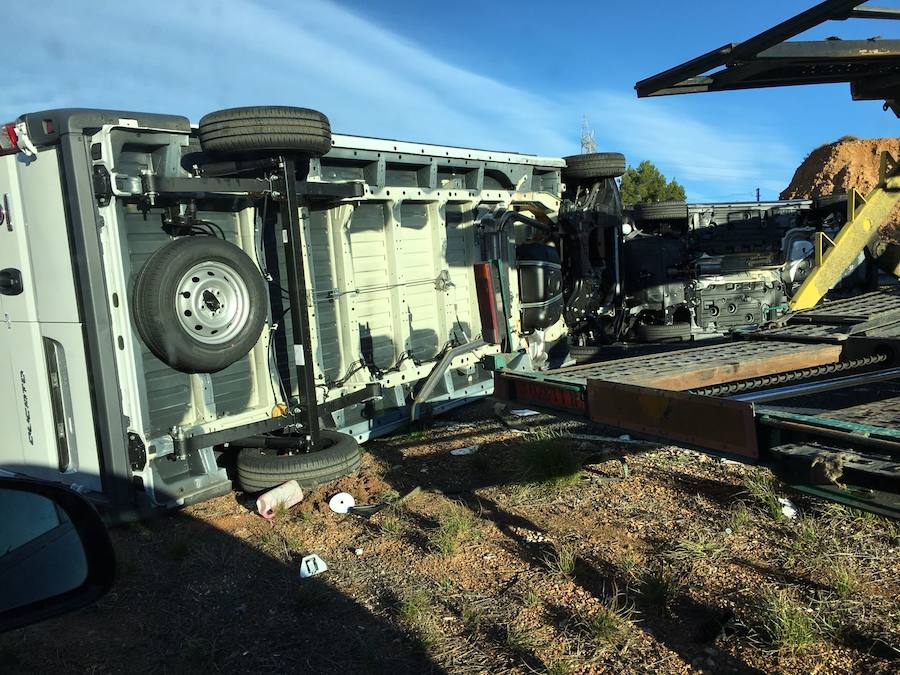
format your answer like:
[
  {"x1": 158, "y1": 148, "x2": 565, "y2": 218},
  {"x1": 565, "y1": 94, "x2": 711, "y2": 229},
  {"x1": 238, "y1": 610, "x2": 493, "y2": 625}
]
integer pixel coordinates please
[
  {"x1": 727, "y1": 503, "x2": 752, "y2": 533},
  {"x1": 577, "y1": 590, "x2": 634, "y2": 651},
  {"x1": 398, "y1": 589, "x2": 442, "y2": 651},
  {"x1": 638, "y1": 566, "x2": 682, "y2": 611},
  {"x1": 24, "y1": 400, "x2": 900, "y2": 675},
  {"x1": 791, "y1": 517, "x2": 823, "y2": 553},
  {"x1": 756, "y1": 588, "x2": 824, "y2": 653},
  {"x1": 545, "y1": 543, "x2": 577, "y2": 576},
  {"x1": 522, "y1": 588, "x2": 542, "y2": 608},
  {"x1": 744, "y1": 472, "x2": 786, "y2": 521},
  {"x1": 824, "y1": 503, "x2": 899, "y2": 538},
  {"x1": 504, "y1": 622, "x2": 540, "y2": 656},
  {"x1": 429, "y1": 502, "x2": 477, "y2": 556},
  {"x1": 546, "y1": 661, "x2": 574, "y2": 675},
  {"x1": 619, "y1": 552, "x2": 641, "y2": 580},
  {"x1": 379, "y1": 510, "x2": 405, "y2": 536},
  {"x1": 518, "y1": 437, "x2": 583, "y2": 494},
  {"x1": 828, "y1": 560, "x2": 861, "y2": 598},
  {"x1": 668, "y1": 534, "x2": 727, "y2": 562}
]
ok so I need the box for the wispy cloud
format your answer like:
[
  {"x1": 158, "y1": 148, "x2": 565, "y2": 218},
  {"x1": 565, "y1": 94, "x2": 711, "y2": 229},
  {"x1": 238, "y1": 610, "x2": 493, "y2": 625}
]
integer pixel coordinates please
[
  {"x1": 574, "y1": 92, "x2": 798, "y2": 200},
  {"x1": 6, "y1": 0, "x2": 799, "y2": 200}
]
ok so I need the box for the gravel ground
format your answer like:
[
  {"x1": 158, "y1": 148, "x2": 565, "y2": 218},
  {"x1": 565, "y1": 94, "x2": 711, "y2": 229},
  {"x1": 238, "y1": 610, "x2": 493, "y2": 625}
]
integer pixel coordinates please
[{"x1": 1, "y1": 399, "x2": 898, "y2": 674}]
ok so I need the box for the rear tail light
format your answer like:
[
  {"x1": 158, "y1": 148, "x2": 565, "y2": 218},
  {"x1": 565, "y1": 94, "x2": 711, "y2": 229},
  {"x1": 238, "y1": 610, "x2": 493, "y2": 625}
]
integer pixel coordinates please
[{"x1": 0, "y1": 123, "x2": 19, "y2": 156}]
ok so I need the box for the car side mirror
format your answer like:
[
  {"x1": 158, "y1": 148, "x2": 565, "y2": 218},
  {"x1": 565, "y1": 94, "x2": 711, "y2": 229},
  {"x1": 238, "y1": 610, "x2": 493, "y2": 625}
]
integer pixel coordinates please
[{"x1": 0, "y1": 477, "x2": 116, "y2": 632}]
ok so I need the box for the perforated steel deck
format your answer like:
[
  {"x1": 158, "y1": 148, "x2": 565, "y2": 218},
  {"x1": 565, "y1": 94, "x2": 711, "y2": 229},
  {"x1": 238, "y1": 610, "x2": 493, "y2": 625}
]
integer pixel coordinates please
[
  {"x1": 757, "y1": 323, "x2": 853, "y2": 341},
  {"x1": 821, "y1": 393, "x2": 900, "y2": 428},
  {"x1": 753, "y1": 290, "x2": 900, "y2": 341},
  {"x1": 791, "y1": 290, "x2": 900, "y2": 324},
  {"x1": 549, "y1": 340, "x2": 842, "y2": 389}
]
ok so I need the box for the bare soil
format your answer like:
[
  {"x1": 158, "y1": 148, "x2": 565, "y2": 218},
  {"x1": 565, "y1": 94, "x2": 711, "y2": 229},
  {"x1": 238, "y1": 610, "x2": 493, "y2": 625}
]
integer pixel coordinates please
[
  {"x1": 781, "y1": 136, "x2": 900, "y2": 238},
  {"x1": 1, "y1": 400, "x2": 897, "y2": 674},
  {"x1": 781, "y1": 137, "x2": 900, "y2": 201}
]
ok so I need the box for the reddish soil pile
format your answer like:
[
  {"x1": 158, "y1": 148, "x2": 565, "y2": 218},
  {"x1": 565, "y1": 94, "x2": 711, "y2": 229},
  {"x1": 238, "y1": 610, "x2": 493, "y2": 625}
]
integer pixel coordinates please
[
  {"x1": 781, "y1": 136, "x2": 900, "y2": 238},
  {"x1": 781, "y1": 136, "x2": 900, "y2": 200}
]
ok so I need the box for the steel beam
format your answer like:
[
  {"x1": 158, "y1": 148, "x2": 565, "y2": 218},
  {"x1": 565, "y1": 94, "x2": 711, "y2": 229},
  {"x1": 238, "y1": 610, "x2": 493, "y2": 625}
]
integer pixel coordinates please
[
  {"x1": 731, "y1": 365, "x2": 900, "y2": 402},
  {"x1": 277, "y1": 156, "x2": 321, "y2": 447},
  {"x1": 635, "y1": 0, "x2": 866, "y2": 97}
]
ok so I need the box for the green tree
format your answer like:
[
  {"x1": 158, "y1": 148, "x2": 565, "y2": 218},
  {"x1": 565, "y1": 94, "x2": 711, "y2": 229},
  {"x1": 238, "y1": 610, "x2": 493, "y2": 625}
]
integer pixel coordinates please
[{"x1": 619, "y1": 160, "x2": 686, "y2": 206}]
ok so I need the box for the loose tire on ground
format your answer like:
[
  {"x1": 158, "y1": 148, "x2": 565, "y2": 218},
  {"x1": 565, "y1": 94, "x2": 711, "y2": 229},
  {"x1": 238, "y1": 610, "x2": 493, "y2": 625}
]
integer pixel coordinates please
[
  {"x1": 236, "y1": 430, "x2": 362, "y2": 492},
  {"x1": 198, "y1": 106, "x2": 332, "y2": 156},
  {"x1": 562, "y1": 152, "x2": 626, "y2": 180},
  {"x1": 132, "y1": 236, "x2": 268, "y2": 373},
  {"x1": 634, "y1": 201, "x2": 688, "y2": 222}
]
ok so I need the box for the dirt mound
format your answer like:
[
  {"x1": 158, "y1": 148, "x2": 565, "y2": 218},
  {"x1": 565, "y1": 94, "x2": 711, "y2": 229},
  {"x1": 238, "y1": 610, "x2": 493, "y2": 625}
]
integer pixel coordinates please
[{"x1": 781, "y1": 136, "x2": 900, "y2": 200}]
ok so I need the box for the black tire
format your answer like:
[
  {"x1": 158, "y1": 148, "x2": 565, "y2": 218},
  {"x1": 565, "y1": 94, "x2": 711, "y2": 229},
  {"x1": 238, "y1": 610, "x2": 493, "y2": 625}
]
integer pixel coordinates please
[
  {"x1": 198, "y1": 106, "x2": 332, "y2": 156},
  {"x1": 563, "y1": 152, "x2": 626, "y2": 180},
  {"x1": 634, "y1": 201, "x2": 688, "y2": 222},
  {"x1": 237, "y1": 430, "x2": 362, "y2": 492},
  {"x1": 635, "y1": 322, "x2": 692, "y2": 342},
  {"x1": 132, "y1": 236, "x2": 268, "y2": 373},
  {"x1": 569, "y1": 344, "x2": 603, "y2": 363}
]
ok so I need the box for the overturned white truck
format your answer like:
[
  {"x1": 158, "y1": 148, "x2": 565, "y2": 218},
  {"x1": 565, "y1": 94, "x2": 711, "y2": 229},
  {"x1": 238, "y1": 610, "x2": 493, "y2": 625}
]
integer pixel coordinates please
[{"x1": 0, "y1": 106, "x2": 602, "y2": 517}]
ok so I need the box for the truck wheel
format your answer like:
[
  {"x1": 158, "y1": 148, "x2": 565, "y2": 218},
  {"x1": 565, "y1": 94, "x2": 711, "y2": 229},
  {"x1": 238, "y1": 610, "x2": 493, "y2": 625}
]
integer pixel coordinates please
[
  {"x1": 132, "y1": 237, "x2": 268, "y2": 373},
  {"x1": 563, "y1": 152, "x2": 626, "y2": 180},
  {"x1": 569, "y1": 344, "x2": 603, "y2": 363},
  {"x1": 634, "y1": 201, "x2": 688, "y2": 222},
  {"x1": 198, "y1": 106, "x2": 332, "y2": 156},
  {"x1": 635, "y1": 322, "x2": 692, "y2": 341},
  {"x1": 236, "y1": 430, "x2": 362, "y2": 492}
]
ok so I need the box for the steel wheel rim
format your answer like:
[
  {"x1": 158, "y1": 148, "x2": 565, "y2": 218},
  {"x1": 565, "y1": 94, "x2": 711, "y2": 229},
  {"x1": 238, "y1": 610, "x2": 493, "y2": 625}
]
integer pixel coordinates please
[{"x1": 175, "y1": 261, "x2": 250, "y2": 345}]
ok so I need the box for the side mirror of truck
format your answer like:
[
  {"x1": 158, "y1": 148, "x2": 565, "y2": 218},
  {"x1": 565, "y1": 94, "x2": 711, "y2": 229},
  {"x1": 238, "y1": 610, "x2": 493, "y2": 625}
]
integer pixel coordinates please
[{"x1": 0, "y1": 477, "x2": 116, "y2": 632}]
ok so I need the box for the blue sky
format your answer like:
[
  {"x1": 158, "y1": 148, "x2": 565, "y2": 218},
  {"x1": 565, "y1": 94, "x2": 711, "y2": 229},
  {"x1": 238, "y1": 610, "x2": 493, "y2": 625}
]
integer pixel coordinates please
[{"x1": 4, "y1": 0, "x2": 899, "y2": 201}]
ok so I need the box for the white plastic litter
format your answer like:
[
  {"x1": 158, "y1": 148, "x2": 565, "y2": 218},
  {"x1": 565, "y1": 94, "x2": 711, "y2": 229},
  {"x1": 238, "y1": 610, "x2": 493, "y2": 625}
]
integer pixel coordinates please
[
  {"x1": 299, "y1": 554, "x2": 328, "y2": 578},
  {"x1": 328, "y1": 492, "x2": 356, "y2": 514},
  {"x1": 256, "y1": 480, "x2": 303, "y2": 520},
  {"x1": 510, "y1": 409, "x2": 539, "y2": 417},
  {"x1": 450, "y1": 445, "x2": 480, "y2": 456},
  {"x1": 778, "y1": 497, "x2": 798, "y2": 519}
]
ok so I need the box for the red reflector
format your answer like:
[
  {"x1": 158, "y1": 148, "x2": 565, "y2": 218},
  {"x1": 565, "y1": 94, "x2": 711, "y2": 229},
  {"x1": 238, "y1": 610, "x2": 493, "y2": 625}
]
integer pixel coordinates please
[{"x1": 0, "y1": 123, "x2": 19, "y2": 156}]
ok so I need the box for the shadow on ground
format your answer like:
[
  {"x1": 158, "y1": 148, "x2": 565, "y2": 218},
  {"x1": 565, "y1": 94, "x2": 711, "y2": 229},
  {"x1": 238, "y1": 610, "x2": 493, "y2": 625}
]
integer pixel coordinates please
[
  {"x1": 364, "y1": 415, "x2": 768, "y2": 674},
  {"x1": 0, "y1": 486, "x2": 445, "y2": 675}
]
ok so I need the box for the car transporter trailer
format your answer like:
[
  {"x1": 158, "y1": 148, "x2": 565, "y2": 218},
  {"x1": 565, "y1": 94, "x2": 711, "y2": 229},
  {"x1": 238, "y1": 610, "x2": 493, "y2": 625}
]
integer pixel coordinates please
[{"x1": 497, "y1": 0, "x2": 900, "y2": 519}]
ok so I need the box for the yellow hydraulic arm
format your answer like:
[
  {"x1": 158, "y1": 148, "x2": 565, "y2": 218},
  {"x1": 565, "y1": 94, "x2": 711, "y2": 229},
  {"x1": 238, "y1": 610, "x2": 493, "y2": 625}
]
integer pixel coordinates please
[{"x1": 790, "y1": 152, "x2": 900, "y2": 311}]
